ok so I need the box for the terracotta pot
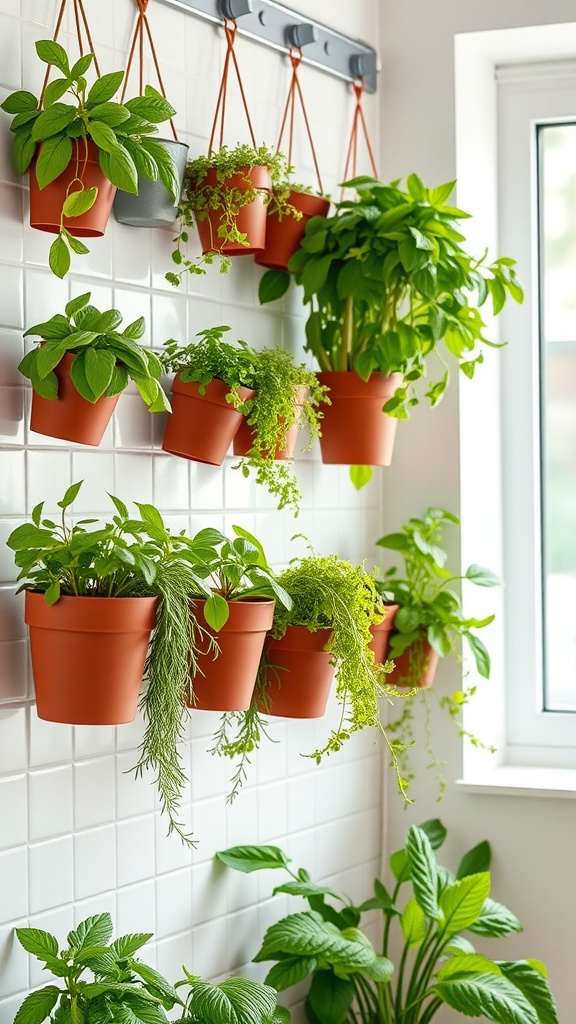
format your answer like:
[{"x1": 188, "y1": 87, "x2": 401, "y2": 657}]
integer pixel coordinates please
[
  {"x1": 194, "y1": 165, "x2": 272, "y2": 256},
  {"x1": 386, "y1": 638, "x2": 439, "y2": 689},
  {"x1": 369, "y1": 604, "x2": 400, "y2": 663},
  {"x1": 162, "y1": 376, "x2": 254, "y2": 465},
  {"x1": 187, "y1": 597, "x2": 275, "y2": 711},
  {"x1": 262, "y1": 625, "x2": 335, "y2": 718},
  {"x1": 232, "y1": 386, "x2": 309, "y2": 461},
  {"x1": 255, "y1": 191, "x2": 330, "y2": 271},
  {"x1": 316, "y1": 371, "x2": 403, "y2": 466},
  {"x1": 114, "y1": 139, "x2": 189, "y2": 228},
  {"x1": 25, "y1": 591, "x2": 157, "y2": 725},
  {"x1": 30, "y1": 141, "x2": 116, "y2": 237},
  {"x1": 29, "y1": 352, "x2": 121, "y2": 445}
]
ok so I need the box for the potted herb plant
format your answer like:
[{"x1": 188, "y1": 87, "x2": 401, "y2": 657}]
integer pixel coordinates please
[
  {"x1": 176, "y1": 970, "x2": 289, "y2": 1024},
  {"x1": 167, "y1": 144, "x2": 290, "y2": 283},
  {"x1": 216, "y1": 821, "x2": 559, "y2": 1024},
  {"x1": 259, "y1": 174, "x2": 523, "y2": 472},
  {"x1": 0, "y1": 40, "x2": 179, "y2": 276},
  {"x1": 20, "y1": 291, "x2": 169, "y2": 445}
]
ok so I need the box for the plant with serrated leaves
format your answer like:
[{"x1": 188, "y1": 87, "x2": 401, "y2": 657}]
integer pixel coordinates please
[
  {"x1": 162, "y1": 326, "x2": 328, "y2": 512},
  {"x1": 167, "y1": 144, "x2": 290, "y2": 283},
  {"x1": 7, "y1": 482, "x2": 214, "y2": 843},
  {"x1": 20, "y1": 291, "x2": 169, "y2": 412},
  {"x1": 0, "y1": 39, "x2": 179, "y2": 276},
  {"x1": 216, "y1": 821, "x2": 559, "y2": 1024},
  {"x1": 258, "y1": 174, "x2": 523, "y2": 419},
  {"x1": 13, "y1": 912, "x2": 180, "y2": 1024},
  {"x1": 176, "y1": 969, "x2": 290, "y2": 1024}
]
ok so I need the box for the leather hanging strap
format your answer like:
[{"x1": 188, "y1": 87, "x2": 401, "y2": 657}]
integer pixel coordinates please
[
  {"x1": 39, "y1": 0, "x2": 101, "y2": 106},
  {"x1": 121, "y1": 0, "x2": 178, "y2": 141},
  {"x1": 276, "y1": 47, "x2": 323, "y2": 195},
  {"x1": 208, "y1": 20, "x2": 257, "y2": 154},
  {"x1": 341, "y1": 78, "x2": 378, "y2": 193}
]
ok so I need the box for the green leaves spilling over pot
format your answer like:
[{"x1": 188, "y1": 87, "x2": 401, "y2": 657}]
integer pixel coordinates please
[
  {"x1": 259, "y1": 174, "x2": 524, "y2": 417},
  {"x1": 21, "y1": 291, "x2": 170, "y2": 411},
  {"x1": 217, "y1": 822, "x2": 559, "y2": 1024},
  {"x1": 1, "y1": 39, "x2": 179, "y2": 275}
]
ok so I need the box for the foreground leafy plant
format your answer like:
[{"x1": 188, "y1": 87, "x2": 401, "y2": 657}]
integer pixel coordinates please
[
  {"x1": 217, "y1": 821, "x2": 559, "y2": 1024},
  {"x1": 176, "y1": 970, "x2": 290, "y2": 1024}
]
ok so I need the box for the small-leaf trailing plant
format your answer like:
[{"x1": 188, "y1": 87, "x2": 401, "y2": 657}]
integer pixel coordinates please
[
  {"x1": 167, "y1": 144, "x2": 292, "y2": 283},
  {"x1": 216, "y1": 821, "x2": 559, "y2": 1024},
  {"x1": 21, "y1": 291, "x2": 170, "y2": 412},
  {"x1": 258, "y1": 174, "x2": 524, "y2": 420},
  {"x1": 7, "y1": 482, "x2": 214, "y2": 843},
  {"x1": 0, "y1": 39, "x2": 179, "y2": 276},
  {"x1": 376, "y1": 507, "x2": 501, "y2": 796},
  {"x1": 210, "y1": 550, "x2": 408, "y2": 801},
  {"x1": 162, "y1": 326, "x2": 328, "y2": 512}
]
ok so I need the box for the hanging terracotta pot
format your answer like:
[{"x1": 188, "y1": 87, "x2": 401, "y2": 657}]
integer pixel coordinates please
[
  {"x1": 255, "y1": 191, "x2": 330, "y2": 271},
  {"x1": 232, "y1": 385, "x2": 309, "y2": 461},
  {"x1": 195, "y1": 165, "x2": 272, "y2": 256},
  {"x1": 369, "y1": 604, "x2": 400, "y2": 664},
  {"x1": 25, "y1": 591, "x2": 157, "y2": 725},
  {"x1": 29, "y1": 352, "x2": 121, "y2": 446},
  {"x1": 29, "y1": 141, "x2": 116, "y2": 237},
  {"x1": 114, "y1": 139, "x2": 189, "y2": 228},
  {"x1": 316, "y1": 371, "x2": 403, "y2": 466},
  {"x1": 162, "y1": 376, "x2": 254, "y2": 465},
  {"x1": 386, "y1": 638, "x2": 439, "y2": 689},
  {"x1": 187, "y1": 597, "x2": 275, "y2": 711},
  {"x1": 262, "y1": 625, "x2": 335, "y2": 719}
]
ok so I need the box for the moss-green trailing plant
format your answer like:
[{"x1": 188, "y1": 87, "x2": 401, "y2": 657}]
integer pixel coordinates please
[
  {"x1": 376, "y1": 507, "x2": 500, "y2": 796},
  {"x1": 13, "y1": 912, "x2": 180, "y2": 1024},
  {"x1": 0, "y1": 40, "x2": 179, "y2": 277},
  {"x1": 21, "y1": 291, "x2": 170, "y2": 411},
  {"x1": 176, "y1": 970, "x2": 290, "y2": 1024},
  {"x1": 167, "y1": 144, "x2": 291, "y2": 282},
  {"x1": 258, "y1": 174, "x2": 524, "y2": 418},
  {"x1": 217, "y1": 822, "x2": 559, "y2": 1024},
  {"x1": 7, "y1": 482, "x2": 213, "y2": 843},
  {"x1": 211, "y1": 551, "x2": 408, "y2": 800},
  {"x1": 162, "y1": 326, "x2": 328, "y2": 512}
]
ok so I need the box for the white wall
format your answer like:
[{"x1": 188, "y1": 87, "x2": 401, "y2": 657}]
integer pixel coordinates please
[
  {"x1": 0, "y1": 1, "x2": 384, "y2": 1018},
  {"x1": 380, "y1": 3, "x2": 576, "y2": 1022}
]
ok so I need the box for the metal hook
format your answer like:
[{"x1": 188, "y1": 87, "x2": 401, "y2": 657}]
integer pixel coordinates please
[
  {"x1": 350, "y1": 51, "x2": 377, "y2": 81},
  {"x1": 220, "y1": 0, "x2": 253, "y2": 19},
  {"x1": 286, "y1": 22, "x2": 318, "y2": 48}
]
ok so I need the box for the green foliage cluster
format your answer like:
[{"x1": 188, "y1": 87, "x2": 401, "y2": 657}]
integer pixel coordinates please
[
  {"x1": 0, "y1": 40, "x2": 178, "y2": 276},
  {"x1": 20, "y1": 291, "x2": 169, "y2": 412},
  {"x1": 259, "y1": 174, "x2": 523, "y2": 418},
  {"x1": 13, "y1": 912, "x2": 289, "y2": 1024},
  {"x1": 162, "y1": 326, "x2": 328, "y2": 512},
  {"x1": 168, "y1": 144, "x2": 291, "y2": 282},
  {"x1": 217, "y1": 822, "x2": 559, "y2": 1024}
]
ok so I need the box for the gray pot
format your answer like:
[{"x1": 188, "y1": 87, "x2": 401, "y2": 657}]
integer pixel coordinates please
[{"x1": 114, "y1": 138, "x2": 189, "y2": 228}]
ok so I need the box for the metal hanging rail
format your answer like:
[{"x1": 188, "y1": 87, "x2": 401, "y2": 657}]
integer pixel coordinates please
[{"x1": 156, "y1": 0, "x2": 379, "y2": 93}]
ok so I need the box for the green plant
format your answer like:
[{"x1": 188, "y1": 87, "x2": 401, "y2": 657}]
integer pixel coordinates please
[
  {"x1": 7, "y1": 482, "x2": 213, "y2": 843},
  {"x1": 14, "y1": 912, "x2": 179, "y2": 1024},
  {"x1": 176, "y1": 971, "x2": 290, "y2": 1024},
  {"x1": 20, "y1": 291, "x2": 170, "y2": 411},
  {"x1": 0, "y1": 40, "x2": 179, "y2": 276},
  {"x1": 216, "y1": 822, "x2": 559, "y2": 1024},
  {"x1": 167, "y1": 144, "x2": 290, "y2": 282},
  {"x1": 162, "y1": 326, "x2": 328, "y2": 512},
  {"x1": 258, "y1": 174, "x2": 523, "y2": 419},
  {"x1": 211, "y1": 552, "x2": 407, "y2": 800}
]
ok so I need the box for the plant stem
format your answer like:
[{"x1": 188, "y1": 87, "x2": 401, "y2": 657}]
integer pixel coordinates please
[{"x1": 340, "y1": 294, "x2": 354, "y2": 371}]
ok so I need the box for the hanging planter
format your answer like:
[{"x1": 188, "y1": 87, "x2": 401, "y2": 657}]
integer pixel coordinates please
[
  {"x1": 385, "y1": 638, "x2": 439, "y2": 689},
  {"x1": 232, "y1": 384, "x2": 309, "y2": 461},
  {"x1": 30, "y1": 141, "x2": 116, "y2": 237},
  {"x1": 162, "y1": 374, "x2": 254, "y2": 465},
  {"x1": 262, "y1": 625, "x2": 335, "y2": 718},
  {"x1": 316, "y1": 371, "x2": 402, "y2": 465},
  {"x1": 29, "y1": 351, "x2": 120, "y2": 445},
  {"x1": 369, "y1": 603, "x2": 400, "y2": 664}
]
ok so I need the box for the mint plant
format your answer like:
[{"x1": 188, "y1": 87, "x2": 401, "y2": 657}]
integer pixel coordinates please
[{"x1": 176, "y1": 971, "x2": 290, "y2": 1024}]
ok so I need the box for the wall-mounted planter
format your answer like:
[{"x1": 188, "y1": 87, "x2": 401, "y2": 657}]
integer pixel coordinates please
[
  {"x1": 162, "y1": 375, "x2": 254, "y2": 465},
  {"x1": 114, "y1": 139, "x2": 189, "y2": 228},
  {"x1": 195, "y1": 166, "x2": 272, "y2": 256},
  {"x1": 255, "y1": 192, "x2": 330, "y2": 272},
  {"x1": 369, "y1": 604, "x2": 400, "y2": 664},
  {"x1": 316, "y1": 371, "x2": 402, "y2": 466},
  {"x1": 29, "y1": 352, "x2": 121, "y2": 446},
  {"x1": 232, "y1": 385, "x2": 309, "y2": 461},
  {"x1": 262, "y1": 625, "x2": 335, "y2": 718},
  {"x1": 25, "y1": 591, "x2": 157, "y2": 724},
  {"x1": 386, "y1": 638, "x2": 439, "y2": 689},
  {"x1": 29, "y1": 141, "x2": 116, "y2": 237},
  {"x1": 187, "y1": 597, "x2": 275, "y2": 711}
]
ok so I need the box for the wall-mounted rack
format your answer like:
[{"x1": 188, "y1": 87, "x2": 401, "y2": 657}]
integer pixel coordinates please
[{"x1": 156, "y1": 0, "x2": 379, "y2": 93}]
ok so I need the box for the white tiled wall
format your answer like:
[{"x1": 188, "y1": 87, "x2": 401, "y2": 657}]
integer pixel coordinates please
[{"x1": 0, "y1": 0, "x2": 383, "y2": 1018}]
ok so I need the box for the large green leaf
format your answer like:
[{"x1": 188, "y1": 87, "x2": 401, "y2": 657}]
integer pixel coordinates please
[
  {"x1": 35, "y1": 343, "x2": 67, "y2": 379},
  {"x1": 469, "y1": 898, "x2": 522, "y2": 938},
  {"x1": 273, "y1": 881, "x2": 341, "y2": 901},
  {"x1": 14, "y1": 986, "x2": 61, "y2": 1024},
  {"x1": 84, "y1": 348, "x2": 116, "y2": 400},
  {"x1": 13, "y1": 130, "x2": 37, "y2": 174},
  {"x1": 35, "y1": 134, "x2": 72, "y2": 188},
  {"x1": 405, "y1": 825, "x2": 439, "y2": 919},
  {"x1": 86, "y1": 71, "x2": 125, "y2": 107},
  {"x1": 265, "y1": 956, "x2": 317, "y2": 992},
  {"x1": 140, "y1": 138, "x2": 179, "y2": 199},
  {"x1": 202, "y1": 592, "x2": 229, "y2": 631},
  {"x1": 306, "y1": 971, "x2": 355, "y2": 1024},
  {"x1": 437, "y1": 953, "x2": 501, "y2": 980},
  {"x1": 67, "y1": 913, "x2": 113, "y2": 951},
  {"x1": 1, "y1": 90, "x2": 38, "y2": 114},
  {"x1": 98, "y1": 145, "x2": 138, "y2": 194},
  {"x1": 49, "y1": 236, "x2": 71, "y2": 279},
  {"x1": 400, "y1": 898, "x2": 427, "y2": 946},
  {"x1": 31, "y1": 103, "x2": 77, "y2": 142},
  {"x1": 440, "y1": 873, "x2": 491, "y2": 936},
  {"x1": 466, "y1": 631, "x2": 491, "y2": 678},
  {"x1": 70, "y1": 350, "x2": 96, "y2": 401},
  {"x1": 216, "y1": 844, "x2": 291, "y2": 873},
  {"x1": 254, "y1": 911, "x2": 368, "y2": 969},
  {"x1": 186, "y1": 977, "x2": 277, "y2": 1024},
  {"x1": 435, "y1": 971, "x2": 539, "y2": 1024},
  {"x1": 499, "y1": 961, "x2": 559, "y2": 1024},
  {"x1": 456, "y1": 840, "x2": 491, "y2": 879},
  {"x1": 258, "y1": 269, "x2": 291, "y2": 304},
  {"x1": 15, "y1": 928, "x2": 59, "y2": 961},
  {"x1": 35, "y1": 39, "x2": 70, "y2": 76},
  {"x1": 62, "y1": 187, "x2": 97, "y2": 219},
  {"x1": 465, "y1": 563, "x2": 501, "y2": 588}
]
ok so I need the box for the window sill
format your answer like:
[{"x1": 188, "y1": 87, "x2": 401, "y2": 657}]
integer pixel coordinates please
[{"x1": 457, "y1": 765, "x2": 576, "y2": 799}]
